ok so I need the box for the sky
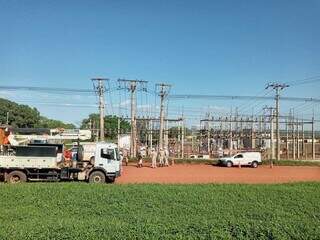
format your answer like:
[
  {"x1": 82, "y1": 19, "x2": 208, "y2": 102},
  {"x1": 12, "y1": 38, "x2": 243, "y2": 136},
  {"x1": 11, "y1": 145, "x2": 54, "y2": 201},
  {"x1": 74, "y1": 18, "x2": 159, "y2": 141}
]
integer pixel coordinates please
[{"x1": 0, "y1": 0, "x2": 320, "y2": 126}]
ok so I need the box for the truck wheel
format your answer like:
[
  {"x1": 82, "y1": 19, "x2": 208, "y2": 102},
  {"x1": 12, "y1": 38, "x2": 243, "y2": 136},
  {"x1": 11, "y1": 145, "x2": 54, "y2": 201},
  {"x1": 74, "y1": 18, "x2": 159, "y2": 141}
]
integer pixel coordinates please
[
  {"x1": 89, "y1": 171, "x2": 106, "y2": 184},
  {"x1": 7, "y1": 171, "x2": 27, "y2": 184},
  {"x1": 251, "y1": 161, "x2": 258, "y2": 168},
  {"x1": 226, "y1": 161, "x2": 233, "y2": 168}
]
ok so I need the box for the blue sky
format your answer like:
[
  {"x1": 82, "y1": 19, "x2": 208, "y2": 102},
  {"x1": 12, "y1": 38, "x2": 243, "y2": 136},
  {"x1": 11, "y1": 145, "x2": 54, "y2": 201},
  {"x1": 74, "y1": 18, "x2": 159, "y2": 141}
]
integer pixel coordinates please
[{"x1": 0, "y1": 0, "x2": 319, "y2": 125}]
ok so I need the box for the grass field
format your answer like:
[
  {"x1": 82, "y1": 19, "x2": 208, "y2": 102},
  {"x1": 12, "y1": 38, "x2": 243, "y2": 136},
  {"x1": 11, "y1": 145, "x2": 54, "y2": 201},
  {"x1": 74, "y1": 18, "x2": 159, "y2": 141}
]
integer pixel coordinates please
[{"x1": 1, "y1": 183, "x2": 319, "y2": 239}]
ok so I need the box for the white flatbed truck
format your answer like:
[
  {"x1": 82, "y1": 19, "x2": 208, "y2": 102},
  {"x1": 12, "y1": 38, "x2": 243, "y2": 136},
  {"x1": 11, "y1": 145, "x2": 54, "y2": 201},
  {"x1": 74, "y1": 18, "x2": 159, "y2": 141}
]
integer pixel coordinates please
[{"x1": 0, "y1": 142, "x2": 121, "y2": 184}]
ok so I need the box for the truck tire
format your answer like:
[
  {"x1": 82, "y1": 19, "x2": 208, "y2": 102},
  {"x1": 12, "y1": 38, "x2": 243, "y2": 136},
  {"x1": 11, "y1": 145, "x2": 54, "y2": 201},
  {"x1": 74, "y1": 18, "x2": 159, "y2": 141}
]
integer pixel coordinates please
[
  {"x1": 7, "y1": 171, "x2": 27, "y2": 184},
  {"x1": 89, "y1": 171, "x2": 106, "y2": 184},
  {"x1": 226, "y1": 161, "x2": 233, "y2": 168},
  {"x1": 251, "y1": 161, "x2": 258, "y2": 168}
]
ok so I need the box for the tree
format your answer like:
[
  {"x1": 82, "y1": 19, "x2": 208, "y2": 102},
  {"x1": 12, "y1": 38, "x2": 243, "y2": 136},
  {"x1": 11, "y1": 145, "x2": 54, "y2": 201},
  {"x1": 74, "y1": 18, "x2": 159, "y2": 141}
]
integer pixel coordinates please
[
  {"x1": 35, "y1": 116, "x2": 75, "y2": 129},
  {"x1": 0, "y1": 98, "x2": 75, "y2": 129},
  {"x1": 81, "y1": 114, "x2": 131, "y2": 140}
]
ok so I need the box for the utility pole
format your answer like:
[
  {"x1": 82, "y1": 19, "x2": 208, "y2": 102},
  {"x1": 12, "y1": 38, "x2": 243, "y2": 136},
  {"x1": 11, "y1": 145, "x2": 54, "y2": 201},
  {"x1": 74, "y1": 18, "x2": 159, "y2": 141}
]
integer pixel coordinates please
[
  {"x1": 286, "y1": 118, "x2": 289, "y2": 159},
  {"x1": 266, "y1": 83, "x2": 289, "y2": 161},
  {"x1": 181, "y1": 117, "x2": 185, "y2": 158},
  {"x1": 312, "y1": 115, "x2": 315, "y2": 160},
  {"x1": 297, "y1": 120, "x2": 300, "y2": 159},
  {"x1": 156, "y1": 83, "x2": 171, "y2": 151},
  {"x1": 117, "y1": 117, "x2": 121, "y2": 145},
  {"x1": 92, "y1": 78, "x2": 108, "y2": 141},
  {"x1": 6, "y1": 112, "x2": 9, "y2": 125},
  {"x1": 118, "y1": 79, "x2": 148, "y2": 157},
  {"x1": 149, "y1": 120, "x2": 153, "y2": 150}
]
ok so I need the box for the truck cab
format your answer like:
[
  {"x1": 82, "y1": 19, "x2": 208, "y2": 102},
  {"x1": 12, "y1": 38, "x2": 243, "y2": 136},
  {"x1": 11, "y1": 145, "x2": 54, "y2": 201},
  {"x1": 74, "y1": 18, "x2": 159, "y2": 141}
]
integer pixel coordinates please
[
  {"x1": 218, "y1": 152, "x2": 262, "y2": 168},
  {"x1": 81, "y1": 142, "x2": 122, "y2": 183}
]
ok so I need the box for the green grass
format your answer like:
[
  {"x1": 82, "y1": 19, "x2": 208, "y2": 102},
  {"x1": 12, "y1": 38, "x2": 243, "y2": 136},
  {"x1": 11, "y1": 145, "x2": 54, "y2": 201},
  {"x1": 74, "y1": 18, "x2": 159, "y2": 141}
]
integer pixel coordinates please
[
  {"x1": 262, "y1": 160, "x2": 320, "y2": 166},
  {"x1": 0, "y1": 183, "x2": 319, "y2": 239}
]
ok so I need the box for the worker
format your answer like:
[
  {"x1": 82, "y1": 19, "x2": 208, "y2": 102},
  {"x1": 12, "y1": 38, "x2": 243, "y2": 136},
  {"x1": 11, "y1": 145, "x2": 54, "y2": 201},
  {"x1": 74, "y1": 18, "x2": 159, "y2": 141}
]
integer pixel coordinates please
[
  {"x1": 159, "y1": 148, "x2": 165, "y2": 167},
  {"x1": 137, "y1": 151, "x2": 143, "y2": 168},
  {"x1": 151, "y1": 148, "x2": 157, "y2": 168},
  {"x1": 123, "y1": 149, "x2": 129, "y2": 166},
  {"x1": 164, "y1": 147, "x2": 169, "y2": 167}
]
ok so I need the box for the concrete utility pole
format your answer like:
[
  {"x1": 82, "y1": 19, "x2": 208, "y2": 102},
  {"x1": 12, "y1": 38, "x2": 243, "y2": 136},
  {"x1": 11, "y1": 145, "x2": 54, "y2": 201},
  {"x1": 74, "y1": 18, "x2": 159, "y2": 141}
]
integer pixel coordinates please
[
  {"x1": 266, "y1": 83, "x2": 289, "y2": 160},
  {"x1": 149, "y1": 120, "x2": 153, "y2": 150},
  {"x1": 117, "y1": 117, "x2": 121, "y2": 145},
  {"x1": 181, "y1": 117, "x2": 185, "y2": 158},
  {"x1": 92, "y1": 78, "x2": 108, "y2": 141},
  {"x1": 118, "y1": 79, "x2": 148, "y2": 157},
  {"x1": 297, "y1": 120, "x2": 300, "y2": 159},
  {"x1": 286, "y1": 118, "x2": 290, "y2": 159},
  {"x1": 6, "y1": 112, "x2": 9, "y2": 125},
  {"x1": 156, "y1": 83, "x2": 171, "y2": 151}
]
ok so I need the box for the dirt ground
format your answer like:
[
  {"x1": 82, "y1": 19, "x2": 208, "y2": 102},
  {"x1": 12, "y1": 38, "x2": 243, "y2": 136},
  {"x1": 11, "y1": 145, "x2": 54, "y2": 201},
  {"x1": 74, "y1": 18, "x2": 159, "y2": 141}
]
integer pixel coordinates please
[{"x1": 117, "y1": 164, "x2": 320, "y2": 184}]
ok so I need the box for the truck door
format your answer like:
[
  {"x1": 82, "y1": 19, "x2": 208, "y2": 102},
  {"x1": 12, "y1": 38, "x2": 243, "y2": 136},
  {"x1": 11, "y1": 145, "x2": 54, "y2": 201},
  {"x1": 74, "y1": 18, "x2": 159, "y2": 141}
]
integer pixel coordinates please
[
  {"x1": 233, "y1": 154, "x2": 244, "y2": 165},
  {"x1": 100, "y1": 148, "x2": 117, "y2": 173}
]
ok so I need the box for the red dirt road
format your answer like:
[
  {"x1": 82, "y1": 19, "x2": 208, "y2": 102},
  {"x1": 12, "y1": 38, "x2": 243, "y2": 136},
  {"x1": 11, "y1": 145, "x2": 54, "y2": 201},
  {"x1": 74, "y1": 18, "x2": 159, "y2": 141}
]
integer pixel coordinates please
[{"x1": 117, "y1": 164, "x2": 320, "y2": 184}]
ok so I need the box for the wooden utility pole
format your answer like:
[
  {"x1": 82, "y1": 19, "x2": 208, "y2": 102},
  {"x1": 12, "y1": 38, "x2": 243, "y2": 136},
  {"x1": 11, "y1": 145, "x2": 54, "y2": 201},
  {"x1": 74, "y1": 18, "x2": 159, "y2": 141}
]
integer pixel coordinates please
[
  {"x1": 92, "y1": 78, "x2": 108, "y2": 141},
  {"x1": 156, "y1": 83, "x2": 171, "y2": 151},
  {"x1": 266, "y1": 83, "x2": 289, "y2": 160}
]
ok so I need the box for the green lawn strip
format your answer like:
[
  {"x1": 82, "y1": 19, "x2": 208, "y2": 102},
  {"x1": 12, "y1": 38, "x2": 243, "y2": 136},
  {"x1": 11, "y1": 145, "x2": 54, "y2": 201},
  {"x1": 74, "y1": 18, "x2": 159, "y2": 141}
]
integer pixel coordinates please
[{"x1": 0, "y1": 183, "x2": 319, "y2": 239}]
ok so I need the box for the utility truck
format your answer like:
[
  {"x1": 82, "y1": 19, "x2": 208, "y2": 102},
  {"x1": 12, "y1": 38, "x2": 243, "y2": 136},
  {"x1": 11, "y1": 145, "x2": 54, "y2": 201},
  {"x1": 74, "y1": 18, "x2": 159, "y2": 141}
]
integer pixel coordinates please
[
  {"x1": 218, "y1": 152, "x2": 262, "y2": 168},
  {"x1": 0, "y1": 142, "x2": 121, "y2": 184}
]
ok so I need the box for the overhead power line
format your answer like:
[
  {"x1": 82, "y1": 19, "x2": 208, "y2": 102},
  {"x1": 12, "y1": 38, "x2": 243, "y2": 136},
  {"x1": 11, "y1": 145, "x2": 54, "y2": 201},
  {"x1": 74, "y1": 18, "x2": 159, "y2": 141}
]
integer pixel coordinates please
[
  {"x1": 285, "y1": 75, "x2": 320, "y2": 87},
  {"x1": 169, "y1": 94, "x2": 320, "y2": 103},
  {"x1": 0, "y1": 85, "x2": 94, "y2": 93}
]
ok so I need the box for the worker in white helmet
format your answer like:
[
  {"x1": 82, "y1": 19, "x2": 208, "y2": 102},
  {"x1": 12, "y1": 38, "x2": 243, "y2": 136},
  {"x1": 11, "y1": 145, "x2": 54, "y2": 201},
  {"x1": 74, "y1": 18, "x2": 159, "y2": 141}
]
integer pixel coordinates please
[
  {"x1": 159, "y1": 148, "x2": 165, "y2": 167},
  {"x1": 164, "y1": 147, "x2": 169, "y2": 167},
  {"x1": 151, "y1": 148, "x2": 157, "y2": 168}
]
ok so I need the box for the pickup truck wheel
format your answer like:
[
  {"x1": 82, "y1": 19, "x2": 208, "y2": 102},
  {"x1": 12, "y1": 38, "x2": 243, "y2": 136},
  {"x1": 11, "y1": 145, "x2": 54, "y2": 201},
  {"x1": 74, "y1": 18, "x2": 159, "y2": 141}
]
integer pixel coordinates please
[
  {"x1": 89, "y1": 171, "x2": 106, "y2": 183},
  {"x1": 226, "y1": 161, "x2": 233, "y2": 168},
  {"x1": 7, "y1": 171, "x2": 27, "y2": 184},
  {"x1": 251, "y1": 161, "x2": 258, "y2": 168}
]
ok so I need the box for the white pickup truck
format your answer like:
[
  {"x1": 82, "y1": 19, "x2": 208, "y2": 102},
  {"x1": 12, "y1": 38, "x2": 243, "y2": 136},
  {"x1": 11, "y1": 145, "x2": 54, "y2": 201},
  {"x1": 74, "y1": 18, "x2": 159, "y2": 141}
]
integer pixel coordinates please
[{"x1": 218, "y1": 152, "x2": 262, "y2": 168}]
